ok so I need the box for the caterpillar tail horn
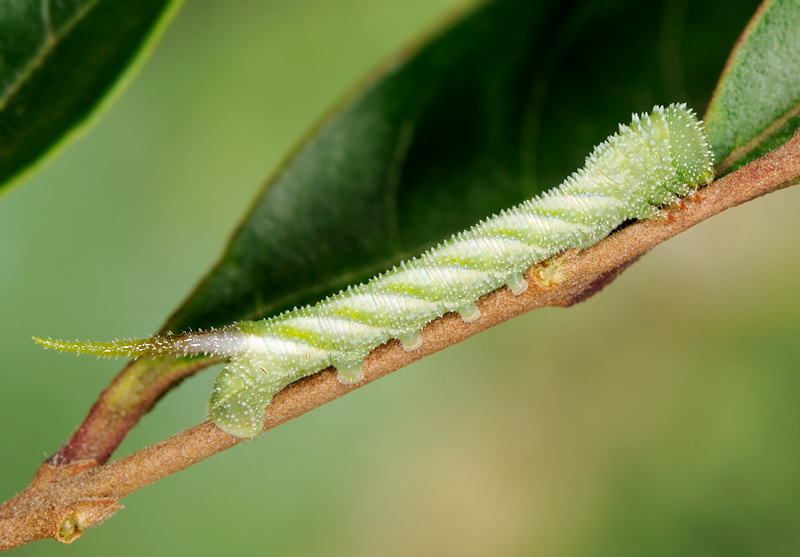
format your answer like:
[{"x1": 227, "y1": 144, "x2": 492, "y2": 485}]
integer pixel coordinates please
[
  {"x1": 33, "y1": 335, "x2": 178, "y2": 358},
  {"x1": 34, "y1": 326, "x2": 248, "y2": 359}
]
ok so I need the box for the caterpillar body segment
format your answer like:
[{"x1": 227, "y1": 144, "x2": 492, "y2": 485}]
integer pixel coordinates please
[{"x1": 38, "y1": 104, "x2": 715, "y2": 439}]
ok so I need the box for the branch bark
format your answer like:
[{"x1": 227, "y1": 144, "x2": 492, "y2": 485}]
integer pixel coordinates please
[{"x1": 2, "y1": 129, "x2": 799, "y2": 551}]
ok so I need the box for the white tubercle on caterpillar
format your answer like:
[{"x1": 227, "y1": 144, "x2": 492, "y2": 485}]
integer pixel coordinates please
[{"x1": 36, "y1": 103, "x2": 715, "y2": 438}]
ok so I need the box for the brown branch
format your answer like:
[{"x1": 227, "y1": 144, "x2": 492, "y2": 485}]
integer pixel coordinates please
[{"x1": 2, "y1": 130, "x2": 800, "y2": 551}]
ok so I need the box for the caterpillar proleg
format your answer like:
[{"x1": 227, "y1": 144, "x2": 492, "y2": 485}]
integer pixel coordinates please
[{"x1": 36, "y1": 104, "x2": 715, "y2": 438}]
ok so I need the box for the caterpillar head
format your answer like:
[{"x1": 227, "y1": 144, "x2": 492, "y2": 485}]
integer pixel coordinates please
[{"x1": 664, "y1": 103, "x2": 715, "y2": 188}]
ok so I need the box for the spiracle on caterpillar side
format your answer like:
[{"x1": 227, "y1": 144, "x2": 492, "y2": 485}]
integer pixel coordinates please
[{"x1": 35, "y1": 103, "x2": 714, "y2": 439}]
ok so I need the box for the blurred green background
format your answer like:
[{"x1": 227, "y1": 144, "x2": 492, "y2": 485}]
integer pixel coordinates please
[{"x1": 2, "y1": 0, "x2": 800, "y2": 555}]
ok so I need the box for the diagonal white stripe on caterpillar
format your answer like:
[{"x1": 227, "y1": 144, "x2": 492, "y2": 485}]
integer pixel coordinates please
[{"x1": 35, "y1": 103, "x2": 715, "y2": 438}]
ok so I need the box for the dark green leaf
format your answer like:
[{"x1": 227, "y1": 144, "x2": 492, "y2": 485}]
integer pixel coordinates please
[
  {"x1": 166, "y1": 0, "x2": 759, "y2": 333},
  {"x1": 0, "y1": 0, "x2": 182, "y2": 193},
  {"x1": 705, "y1": 0, "x2": 800, "y2": 175}
]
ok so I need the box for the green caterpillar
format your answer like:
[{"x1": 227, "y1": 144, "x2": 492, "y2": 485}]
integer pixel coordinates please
[{"x1": 36, "y1": 103, "x2": 715, "y2": 438}]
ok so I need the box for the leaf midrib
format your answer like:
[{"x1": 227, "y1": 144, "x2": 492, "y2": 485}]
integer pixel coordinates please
[
  {"x1": 718, "y1": 101, "x2": 800, "y2": 174},
  {"x1": 0, "y1": 0, "x2": 98, "y2": 110}
]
